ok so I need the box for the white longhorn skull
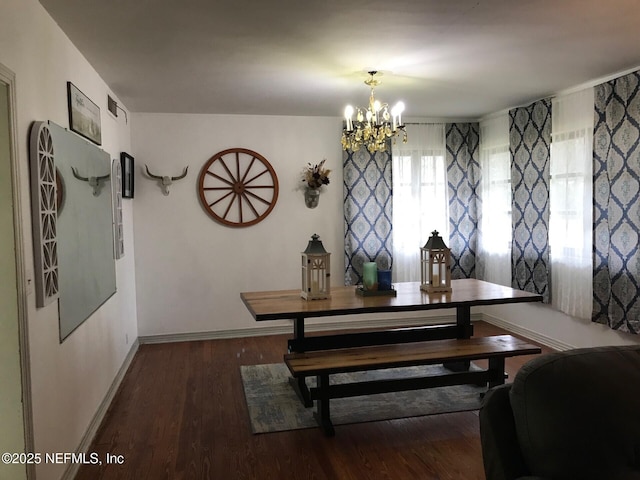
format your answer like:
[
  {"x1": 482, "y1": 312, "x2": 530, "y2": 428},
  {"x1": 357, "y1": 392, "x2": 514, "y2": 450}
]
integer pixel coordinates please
[
  {"x1": 71, "y1": 167, "x2": 110, "y2": 196},
  {"x1": 145, "y1": 165, "x2": 189, "y2": 195}
]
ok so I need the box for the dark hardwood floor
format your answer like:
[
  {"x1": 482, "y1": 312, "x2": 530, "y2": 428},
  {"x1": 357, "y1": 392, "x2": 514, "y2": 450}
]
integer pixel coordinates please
[{"x1": 75, "y1": 321, "x2": 552, "y2": 480}]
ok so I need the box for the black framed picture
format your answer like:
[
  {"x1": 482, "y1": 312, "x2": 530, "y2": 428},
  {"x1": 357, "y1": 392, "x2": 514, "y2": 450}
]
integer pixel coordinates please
[
  {"x1": 121, "y1": 152, "x2": 134, "y2": 198},
  {"x1": 67, "y1": 82, "x2": 102, "y2": 145}
]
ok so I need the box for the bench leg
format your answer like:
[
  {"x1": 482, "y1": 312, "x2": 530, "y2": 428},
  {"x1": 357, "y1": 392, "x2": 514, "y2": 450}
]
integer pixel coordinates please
[
  {"x1": 488, "y1": 357, "x2": 506, "y2": 388},
  {"x1": 288, "y1": 376, "x2": 313, "y2": 407},
  {"x1": 313, "y1": 374, "x2": 335, "y2": 437}
]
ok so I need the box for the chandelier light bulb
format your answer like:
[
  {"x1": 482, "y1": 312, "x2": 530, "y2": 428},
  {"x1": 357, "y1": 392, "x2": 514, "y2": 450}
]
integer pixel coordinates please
[
  {"x1": 344, "y1": 105, "x2": 354, "y2": 131},
  {"x1": 391, "y1": 101, "x2": 405, "y2": 129},
  {"x1": 391, "y1": 101, "x2": 405, "y2": 116},
  {"x1": 344, "y1": 105, "x2": 354, "y2": 118}
]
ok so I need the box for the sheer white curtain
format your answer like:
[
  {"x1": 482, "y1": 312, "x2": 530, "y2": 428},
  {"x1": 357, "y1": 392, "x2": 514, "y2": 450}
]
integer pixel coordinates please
[
  {"x1": 392, "y1": 124, "x2": 447, "y2": 282},
  {"x1": 550, "y1": 88, "x2": 594, "y2": 319},
  {"x1": 478, "y1": 113, "x2": 511, "y2": 286}
]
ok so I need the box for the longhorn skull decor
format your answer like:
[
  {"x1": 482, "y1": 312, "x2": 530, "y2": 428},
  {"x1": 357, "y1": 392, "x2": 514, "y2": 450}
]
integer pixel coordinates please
[
  {"x1": 145, "y1": 164, "x2": 189, "y2": 195},
  {"x1": 71, "y1": 166, "x2": 110, "y2": 196}
]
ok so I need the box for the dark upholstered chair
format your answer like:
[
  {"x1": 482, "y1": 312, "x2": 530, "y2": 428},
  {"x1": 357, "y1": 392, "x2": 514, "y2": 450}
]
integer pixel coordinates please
[{"x1": 479, "y1": 345, "x2": 640, "y2": 480}]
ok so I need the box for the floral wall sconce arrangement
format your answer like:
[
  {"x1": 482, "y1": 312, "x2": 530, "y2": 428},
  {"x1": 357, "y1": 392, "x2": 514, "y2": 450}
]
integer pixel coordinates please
[{"x1": 302, "y1": 159, "x2": 331, "y2": 208}]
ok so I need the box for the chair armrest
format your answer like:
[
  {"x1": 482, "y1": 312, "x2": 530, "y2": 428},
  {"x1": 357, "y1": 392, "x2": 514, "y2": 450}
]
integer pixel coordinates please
[{"x1": 479, "y1": 384, "x2": 529, "y2": 480}]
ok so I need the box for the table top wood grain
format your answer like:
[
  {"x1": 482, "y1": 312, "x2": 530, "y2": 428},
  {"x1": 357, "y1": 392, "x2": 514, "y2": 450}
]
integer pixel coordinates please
[{"x1": 241, "y1": 279, "x2": 543, "y2": 321}]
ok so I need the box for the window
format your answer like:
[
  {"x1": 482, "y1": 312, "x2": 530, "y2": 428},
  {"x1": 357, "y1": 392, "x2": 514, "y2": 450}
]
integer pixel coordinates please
[
  {"x1": 549, "y1": 88, "x2": 594, "y2": 319},
  {"x1": 549, "y1": 135, "x2": 589, "y2": 255},
  {"x1": 478, "y1": 113, "x2": 511, "y2": 286},
  {"x1": 392, "y1": 124, "x2": 447, "y2": 282},
  {"x1": 480, "y1": 147, "x2": 511, "y2": 253}
]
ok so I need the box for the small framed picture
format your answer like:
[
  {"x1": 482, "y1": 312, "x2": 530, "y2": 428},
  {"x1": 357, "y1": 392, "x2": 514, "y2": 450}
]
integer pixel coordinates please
[
  {"x1": 121, "y1": 152, "x2": 135, "y2": 199},
  {"x1": 67, "y1": 82, "x2": 102, "y2": 145}
]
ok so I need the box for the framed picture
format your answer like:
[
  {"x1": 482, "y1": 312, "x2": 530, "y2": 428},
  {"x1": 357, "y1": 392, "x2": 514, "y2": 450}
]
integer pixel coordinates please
[
  {"x1": 67, "y1": 81, "x2": 102, "y2": 145},
  {"x1": 112, "y1": 158, "x2": 124, "y2": 259},
  {"x1": 120, "y1": 152, "x2": 134, "y2": 198}
]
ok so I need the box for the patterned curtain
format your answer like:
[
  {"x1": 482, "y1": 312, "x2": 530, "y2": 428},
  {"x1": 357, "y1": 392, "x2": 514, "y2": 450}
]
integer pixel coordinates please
[
  {"x1": 592, "y1": 71, "x2": 640, "y2": 333},
  {"x1": 343, "y1": 148, "x2": 393, "y2": 285},
  {"x1": 446, "y1": 123, "x2": 480, "y2": 279},
  {"x1": 509, "y1": 99, "x2": 552, "y2": 302}
]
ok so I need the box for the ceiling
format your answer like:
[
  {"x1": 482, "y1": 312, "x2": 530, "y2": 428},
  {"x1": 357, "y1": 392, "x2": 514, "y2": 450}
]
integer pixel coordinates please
[{"x1": 39, "y1": 0, "x2": 640, "y2": 119}]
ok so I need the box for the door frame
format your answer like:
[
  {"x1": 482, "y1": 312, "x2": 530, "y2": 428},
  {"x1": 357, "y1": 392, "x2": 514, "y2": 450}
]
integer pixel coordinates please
[{"x1": 0, "y1": 62, "x2": 35, "y2": 479}]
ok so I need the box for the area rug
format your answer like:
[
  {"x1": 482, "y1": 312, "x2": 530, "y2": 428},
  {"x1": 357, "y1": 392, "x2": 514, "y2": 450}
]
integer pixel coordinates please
[{"x1": 240, "y1": 363, "x2": 485, "y2": 434}]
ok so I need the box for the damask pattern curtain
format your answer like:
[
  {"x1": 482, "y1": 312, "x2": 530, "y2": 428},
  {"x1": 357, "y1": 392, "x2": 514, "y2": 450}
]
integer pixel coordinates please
[
  {"x1": 593, "y1": 71, "x2": 640, "y2": 333},
  {"x1": 446, "y1": 123, "x2": 480, "y2": 279},
  {"x1": 343, "y1": 148, "x2": 393, "y2": 285},
  {"x1": 509, "y1": 99, "x2": 552, "y2": 302}
]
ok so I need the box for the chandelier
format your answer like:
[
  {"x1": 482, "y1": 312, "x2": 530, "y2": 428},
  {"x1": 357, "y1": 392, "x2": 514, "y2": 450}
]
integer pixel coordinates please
[{"x1": 341, "y1": 71, "x2": 407, "y2": 153}]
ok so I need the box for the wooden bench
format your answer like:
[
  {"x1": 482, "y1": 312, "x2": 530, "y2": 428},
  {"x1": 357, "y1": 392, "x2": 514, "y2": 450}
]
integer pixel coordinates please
[{"x1": 284, "y1": 334, "x2": 541, "y2": 436}]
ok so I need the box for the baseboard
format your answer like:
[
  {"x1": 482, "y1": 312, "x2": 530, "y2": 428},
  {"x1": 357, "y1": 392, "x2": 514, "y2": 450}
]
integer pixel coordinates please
[
  {"x1": 61, "y1": 339, "x2": 140, "y2": 480},
  {"x1": 138, "y1": 313, "x2": 484, "y2": 344},
  {"x1": 481, "y1": 312, "x2": 574, "y2": 351}
]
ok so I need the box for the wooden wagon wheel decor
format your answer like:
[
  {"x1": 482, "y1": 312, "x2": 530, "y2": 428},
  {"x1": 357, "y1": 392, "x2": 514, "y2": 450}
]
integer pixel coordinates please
[{"x1": 198, "y1": 148, "x2": 279, "y2": 227}]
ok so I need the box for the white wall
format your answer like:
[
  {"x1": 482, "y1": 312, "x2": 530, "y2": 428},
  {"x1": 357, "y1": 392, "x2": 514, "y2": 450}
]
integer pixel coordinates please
[
  {"x1": 132, "y1": 113, "x2": 348, "y2": 335},
  {"x1": 483, "y1": 302, "x2": 640, "y2": 350},
  {"x1": 0, "y1": 1, "x2": 138, "y2": 479}
]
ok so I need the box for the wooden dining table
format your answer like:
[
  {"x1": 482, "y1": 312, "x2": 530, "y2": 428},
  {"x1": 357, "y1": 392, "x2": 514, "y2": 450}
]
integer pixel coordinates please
[{"x1": 241, "y1": 278, "x2": 543, "y2": 405}]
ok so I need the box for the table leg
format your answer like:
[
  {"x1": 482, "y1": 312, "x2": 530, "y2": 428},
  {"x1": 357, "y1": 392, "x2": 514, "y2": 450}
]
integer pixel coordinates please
[
  {"x1": 293, "y1": 315, "x2": 305, "y2": 346},
  {"x1": 289, "y1": 316, "x2": 313, "y2": 407},
  {"x1": 444, "y1": 305, "x2": 472, "y2": 372},
  {"x1": 456, "y1": 305, "x2": 473, "y2": 339}
]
